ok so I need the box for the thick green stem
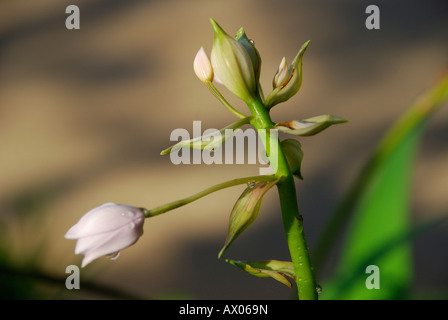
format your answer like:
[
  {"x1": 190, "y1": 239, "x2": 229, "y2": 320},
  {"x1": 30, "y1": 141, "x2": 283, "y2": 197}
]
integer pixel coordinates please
[
  {"x1": 247, "y1": 96, "x2": 318, "y2": 300},
  {"x1": 277, "y1": 176, "x2": 318, "y2": 299}
]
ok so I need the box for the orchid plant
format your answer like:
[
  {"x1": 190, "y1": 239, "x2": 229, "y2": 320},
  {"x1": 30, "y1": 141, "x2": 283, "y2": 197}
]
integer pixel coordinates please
[{"x1": 65, "y1": 19, "x2": 347, "y2": 300}]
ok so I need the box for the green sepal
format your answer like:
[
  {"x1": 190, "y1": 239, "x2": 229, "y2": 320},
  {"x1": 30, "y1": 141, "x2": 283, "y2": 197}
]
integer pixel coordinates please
[
  {"x1": 235, "y1": 28, "x2": 262, "y2": 96},
  {"x1": 265, "y1": 40, "x2": 310, "y2": 110},
  {"x1": 160, "y1": 117, "x2": 252, "y2": 155},
  {"x1": 281, "y1": 139, "x2": 304, "y2": 179},
  {"x1": 275, "y1": 115, "x2": 348, "y2": 137},
  {"x1": 218, "y1": 179, "x2": 279, "y2": 258},
  {"x1": 226, "y1": 259, "x2": 295, "y2": 288}
]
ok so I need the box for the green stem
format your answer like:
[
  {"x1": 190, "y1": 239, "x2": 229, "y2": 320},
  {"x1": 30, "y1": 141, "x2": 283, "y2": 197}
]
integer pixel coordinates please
[
  {"x1": 144, "y1": 174, "x2": 276, "y2": 217},
  {"x1": 206, "y1": 82, "x2": 247, "y2": 119},
  {"x1": 277, "y1": 176, "x2": 318, "y2": 299},
  {"x1": 247, "y1": 96, "x2": 318, "y2": 300}
]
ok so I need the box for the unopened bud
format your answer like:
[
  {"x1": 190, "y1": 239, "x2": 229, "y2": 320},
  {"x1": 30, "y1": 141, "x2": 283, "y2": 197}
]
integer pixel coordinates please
[
  {"x1": 275, "y1": 115, "x2": 348, "y2": 137},
  {"x1": 193, "y1": 46, "x2": 214, "y2": 83},
  {"x1": 265, "y1": 40, "x2": 310, "y2": 109},
  {"x1": 273, "y1": 57, "x2": 289, "y2": 88},
  {"x1": 219, "y1": 179, "x2": 278, "y2": 258},
  {"x1": 65, "y1": 203, "x2": 145, "y2": 267},
  {"x1": 210, "y1": 19, "x2": 257, "y2": 104}
]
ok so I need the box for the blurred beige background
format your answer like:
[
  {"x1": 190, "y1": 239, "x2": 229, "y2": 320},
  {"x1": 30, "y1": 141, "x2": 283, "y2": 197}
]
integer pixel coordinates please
[{"x1": 1, "y1": 0, "x2": 447, "y2": 299}]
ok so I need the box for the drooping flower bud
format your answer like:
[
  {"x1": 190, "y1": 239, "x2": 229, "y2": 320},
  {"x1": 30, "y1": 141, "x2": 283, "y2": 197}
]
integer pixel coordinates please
[
  {"x1": 209, "y1": 19, "x2": 257, "y2": 104},
  {"x1": 65, "y1": 203, "x2": 145, "y2": 267},
  {"x1": 265, "y1": 40, "x2": 310, "y2": 109},
  {"x1": 193, "y1": 46, "x2": 214, "y2": 83}
]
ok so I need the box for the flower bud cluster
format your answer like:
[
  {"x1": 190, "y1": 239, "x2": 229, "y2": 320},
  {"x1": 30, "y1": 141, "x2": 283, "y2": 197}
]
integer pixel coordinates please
[{"x1": 194, "y1": 19, "x2": 310, "y2": 110}]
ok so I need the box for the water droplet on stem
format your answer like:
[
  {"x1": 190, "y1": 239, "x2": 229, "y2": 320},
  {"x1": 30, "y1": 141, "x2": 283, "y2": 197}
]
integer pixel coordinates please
[{"x1": 316, "y1": 285, "x2": 322, "y2": 294}]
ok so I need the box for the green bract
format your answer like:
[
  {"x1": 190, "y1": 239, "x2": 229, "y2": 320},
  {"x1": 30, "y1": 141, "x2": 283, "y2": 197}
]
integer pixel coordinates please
[
  {"x1": 281, "y1": 139, "x2": 304, "y2": 179},
  {"x1": 219, "y1": 179, "x2": 279, "y2": 258},
  {"x1": 235, "y1": 28, "x2": 262, "y2": 94},
  {"x1": 226, "y1": 259, "x2": 296, "y2": 288},
  {"x1": 275, "y1": 115, "x2": 348, "y2": 137}
]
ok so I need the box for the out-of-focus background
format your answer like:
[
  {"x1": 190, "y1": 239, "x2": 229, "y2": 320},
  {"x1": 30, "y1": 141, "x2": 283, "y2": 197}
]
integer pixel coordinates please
[{"x1": 1, "y1": 0, "x2": 447, "y2": 299}]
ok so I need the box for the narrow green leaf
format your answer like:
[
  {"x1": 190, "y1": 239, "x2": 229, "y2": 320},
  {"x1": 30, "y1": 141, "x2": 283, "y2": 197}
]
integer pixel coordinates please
[
  {"x1": 321, "y1": 215, "x2": 448, "y2": 300},
  {"x1": 324, "y1": 125, "x2": 420, "y2": 299},
  {"x1": 316, "y1": 74, "x2": 448, "y2": 299}
]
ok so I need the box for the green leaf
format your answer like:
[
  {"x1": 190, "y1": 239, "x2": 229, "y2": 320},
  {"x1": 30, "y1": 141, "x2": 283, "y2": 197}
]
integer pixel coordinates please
[
  {"x1": 218, "y1": 179, "x2": 278, "y2": 258},
  {"x1": 226, "y1": 259, "x2": 295, "y2": 288},
  {"x1": 315, "y1": 74, "x2": 448, "y2": 299},
  {"x1": 321, "y1": 216, "x2": 448, "y2": 300}
]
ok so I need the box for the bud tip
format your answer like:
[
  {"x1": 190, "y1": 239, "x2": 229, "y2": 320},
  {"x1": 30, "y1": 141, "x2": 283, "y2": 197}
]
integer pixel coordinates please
[
  {"x1": 209, "y1": 18, "x2": 224, "y2": 35},
  {"x1": 193, "y1": 46, "x2": 213, "y2": 83}
]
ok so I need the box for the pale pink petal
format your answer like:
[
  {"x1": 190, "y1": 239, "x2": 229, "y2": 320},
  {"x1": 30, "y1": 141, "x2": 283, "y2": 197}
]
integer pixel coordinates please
[
  {"x1": 74, "y1": 231, "x2": 118, "y2": 255},
  {"x1": 65, "y1": 203, "x2": 144, "y2": 238},
  {"x1": 193, "y1": 46, "x2": 213, "y2": 83},
  {"x1": 80, "y1": 220, "x2": 144, "y2": 267},
  {"x1": 65, "y1": 203, "x2": 146, "y2": 267}
]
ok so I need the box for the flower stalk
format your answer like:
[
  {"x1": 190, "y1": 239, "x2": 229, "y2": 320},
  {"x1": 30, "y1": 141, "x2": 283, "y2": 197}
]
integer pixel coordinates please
[
  {"x1": 193, "y1": 46, "x2": 247, "y2": 119},
  {"x1": 144, "y1": 175, "x2": 277, "y2": 218},
  {"x1": 246, "y1": 97, "x2": 318, "y2": 300}
]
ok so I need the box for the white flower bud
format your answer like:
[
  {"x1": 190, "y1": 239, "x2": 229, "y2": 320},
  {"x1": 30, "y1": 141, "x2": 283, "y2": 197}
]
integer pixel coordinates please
[
  {"x1": 65, "y1": 203, "x2": 145, "y2": 267},
  {"x1": 193, "y1": 46, "x2": 214, "y2": 83},
  {"x1": 273, "y1": 57, "x2": 289, "y2": 89},
  {"x1": 209, "y1": 19, "x2": 257, "y2": 104}
]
